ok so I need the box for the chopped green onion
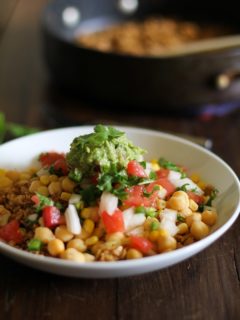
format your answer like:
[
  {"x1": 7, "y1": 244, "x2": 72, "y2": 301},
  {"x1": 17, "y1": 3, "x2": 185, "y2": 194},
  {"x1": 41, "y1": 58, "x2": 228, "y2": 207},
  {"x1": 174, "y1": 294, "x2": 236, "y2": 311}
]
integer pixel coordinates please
[
  {"x1": 27, "y1": 239, "x2": 42, "y2": 251},
  {"x1": 150, "y1": 221, "x2": 160, "y2": 231}
]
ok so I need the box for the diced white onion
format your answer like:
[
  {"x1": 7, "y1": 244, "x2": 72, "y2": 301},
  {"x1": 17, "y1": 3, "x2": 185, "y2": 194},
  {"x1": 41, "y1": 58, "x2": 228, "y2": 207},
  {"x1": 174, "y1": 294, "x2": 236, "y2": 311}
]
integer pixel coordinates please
[
  {"x1": 98, "y1": 191, "x2": 119, "y2": 216},
  {"x1": 159, "y1": 208, "x2": 178, "y2": 236},
  {"x1": 157, "y1": 186, "x2": 167, "y2": 199},
  {"x1": 64, "y1": 204, "x2": 82, "y2": 235},
  {"x1": 36, "y1": 168, "x2": 50, "y2": 177},
  {"x1": 168, "y1": 170, "x2": 182, "y2": 181},
  {"x1": 160, "y1": 208, "x2": 177, "y2": 222},
  {"x1": 145, "y1": 162, "x2": 152, "y2": 176},
  {"x1": 160, "y1": 219, "x2": 178, "y2": 236},
  {"x1": 27, "y1": 213, "x2": 38, "y2": 222},
  {"x1": 69, "y1": 194, "x2": 81, "y2": 204},
  {"x1": 123, "y1": 207, "x2": 146, "y2": 231},
  {"x1": 127, "y1": 226, "x2": 144, "y2": 236},
  {"x1": 170, "y1": 177, "x2": 204, "y2": 195}
]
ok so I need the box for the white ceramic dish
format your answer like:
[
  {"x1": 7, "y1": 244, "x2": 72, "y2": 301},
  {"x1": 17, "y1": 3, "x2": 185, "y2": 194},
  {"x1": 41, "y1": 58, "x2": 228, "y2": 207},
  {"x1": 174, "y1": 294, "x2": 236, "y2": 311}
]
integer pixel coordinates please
[{"x1": 0, "y1": 126, "x2": 240, "y2": 278}]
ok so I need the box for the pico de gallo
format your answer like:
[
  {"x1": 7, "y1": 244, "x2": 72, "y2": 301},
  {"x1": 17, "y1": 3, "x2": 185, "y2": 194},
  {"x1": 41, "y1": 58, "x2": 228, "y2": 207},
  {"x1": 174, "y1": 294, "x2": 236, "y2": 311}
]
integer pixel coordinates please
[{"x1": 0, "y1": 125, "x2": 218, "y2": 262}]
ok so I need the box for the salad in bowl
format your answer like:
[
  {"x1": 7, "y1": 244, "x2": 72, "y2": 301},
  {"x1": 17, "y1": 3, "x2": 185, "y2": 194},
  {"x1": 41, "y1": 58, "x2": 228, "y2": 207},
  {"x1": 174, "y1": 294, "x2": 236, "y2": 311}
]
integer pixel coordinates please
[{"x1": 0, "y1": 125, "x2": 239, "y2": 277}]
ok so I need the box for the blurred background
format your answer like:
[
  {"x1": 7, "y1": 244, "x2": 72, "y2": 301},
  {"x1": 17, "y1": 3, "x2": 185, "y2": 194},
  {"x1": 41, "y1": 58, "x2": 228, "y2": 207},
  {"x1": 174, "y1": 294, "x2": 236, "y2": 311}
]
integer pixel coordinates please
[{"x1": 0, "y1": 0, "x2": 240, "y2": 134}]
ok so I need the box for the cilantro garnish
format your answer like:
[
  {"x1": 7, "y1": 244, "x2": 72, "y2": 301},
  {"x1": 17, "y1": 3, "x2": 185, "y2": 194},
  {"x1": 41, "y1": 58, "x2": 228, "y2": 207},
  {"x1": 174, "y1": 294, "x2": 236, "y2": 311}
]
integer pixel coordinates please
[
  {"x1": 177, "y1": 214, "x2": 186, "y2": 222},
  {"x1": 206, "y1": 188, "x2": 219, "y2": 206},
  {"x1": 34, "y1": 193, "x2": 54, "y2": 212},
  {"x1": 158, "y1": 157, "x2": 186, "y2": 178}
]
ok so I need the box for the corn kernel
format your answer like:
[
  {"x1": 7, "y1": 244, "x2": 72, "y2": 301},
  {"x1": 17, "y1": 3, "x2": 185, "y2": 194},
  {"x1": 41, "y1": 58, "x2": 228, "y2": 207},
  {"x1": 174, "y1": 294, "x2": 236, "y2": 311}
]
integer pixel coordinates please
[
  {"x1": 60, "y1": 248, "x2": 85, "y2": 262},
  {"x1": 190, "y1": 173, "x2": 200, "y2": 183},
  {"x1": 55, "y1": 225, "x2": 74, "y2": 242},
  {"x1": 189, "y1": 199, "x2": 198, "y2": 212},
  {"x1": 85, "y1": 236, "x2": 99, "y2": 246},
  {"x1": 83, "y1": 219, "x2": 95, "y2": 235},
  {"x1": 67, "y1": 238, "x2": 87, "y2": 252},
  {"x1": 83, "y1": 253, "x2": 95, "y2": 262},
  {"x1": 198, "y1": 181, "x2": 206, "y2": 190},
  {"x1": 48, "y1": 238, "x2": 65, "y2": 256},
  {"x1": 127, "y1": 248, "x2": 143, "y2": 259},
  {"x1": 60, "y1": 192, "x2": 72, "y2": 202},
  {"x1": 148, "y1": 230, "x2": 160, "y2": 242},
  {"x1": 81, "y1": 207, "x2": 98, "y2": 219},
  {"x1": 178, "y1": 223, "x2": 188, "y2": 234}
]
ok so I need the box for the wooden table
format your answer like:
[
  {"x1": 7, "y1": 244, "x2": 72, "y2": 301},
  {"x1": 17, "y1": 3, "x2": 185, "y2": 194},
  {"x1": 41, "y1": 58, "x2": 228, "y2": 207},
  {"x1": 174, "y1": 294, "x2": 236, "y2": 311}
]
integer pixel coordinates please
[{"x1": 0, "y1": 2, "x2": 240, "y2": 319}]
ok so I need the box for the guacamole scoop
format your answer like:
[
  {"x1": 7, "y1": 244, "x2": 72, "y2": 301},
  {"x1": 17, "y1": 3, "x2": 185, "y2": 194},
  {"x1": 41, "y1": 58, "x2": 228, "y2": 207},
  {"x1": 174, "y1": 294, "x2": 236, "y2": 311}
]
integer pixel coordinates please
[{"x1": 66, "y1": 125, "x2": 145, "y2": 179}]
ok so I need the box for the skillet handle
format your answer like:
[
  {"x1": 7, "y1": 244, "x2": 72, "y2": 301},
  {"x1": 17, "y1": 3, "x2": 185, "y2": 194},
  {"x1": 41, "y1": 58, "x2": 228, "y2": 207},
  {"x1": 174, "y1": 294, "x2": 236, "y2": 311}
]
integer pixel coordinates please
[{"x1": 214, "y1": 70, "x2": 240, "y2": 90}]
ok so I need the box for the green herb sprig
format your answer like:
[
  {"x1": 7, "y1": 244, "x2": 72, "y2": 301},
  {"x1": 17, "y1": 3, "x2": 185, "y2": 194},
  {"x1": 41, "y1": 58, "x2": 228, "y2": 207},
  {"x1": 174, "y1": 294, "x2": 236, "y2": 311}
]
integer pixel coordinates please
[{"x1": 0, "y1": 112, "x2": 38, "y2": 143}]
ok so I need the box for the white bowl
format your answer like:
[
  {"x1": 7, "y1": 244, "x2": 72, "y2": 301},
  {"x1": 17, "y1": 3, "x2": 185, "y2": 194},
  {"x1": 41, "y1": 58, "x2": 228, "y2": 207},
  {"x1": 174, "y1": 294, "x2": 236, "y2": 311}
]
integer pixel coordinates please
[{"x1": 0, "y1": 126, "x2": 239, "y2": 278}]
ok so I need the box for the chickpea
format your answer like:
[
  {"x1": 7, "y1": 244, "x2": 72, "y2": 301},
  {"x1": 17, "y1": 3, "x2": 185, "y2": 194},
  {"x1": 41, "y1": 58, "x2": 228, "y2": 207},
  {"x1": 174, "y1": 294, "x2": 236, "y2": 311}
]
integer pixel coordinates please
[
  {"x1": 48, "y1": 181, "x2": 62, "y2": 195},
  {"x1": 186, "y1": 213, "x2": 202, "y2": 227},
  {"x1": 190, "y1": 221, "x2": 209, "y2": 240},
  {"x1": 48, "y1": 239, "x2": 65, "y2": 256},
  {"x1": 6, "y1": 170, "x2": 20, "y2": 182},
  {"x1": 201, "y1": 210, "x2": 217, "y2": 226},
  {"x1": 60, "y1": 248, "x2": 85, "y2": 262},
  {"x1": 158, "y1": 234, "x2": 177, "y2": 253},
  {"x1": 126, "y1": 248, "x2": 143, "y2": 259},
  {"x1": 37, "y1": 185, "x2": 49, "y2": 196},
  {"x1": 39, "y1": 175, "x2": 50, "y2": 185},
  {"x1": 167, "y1": 191, "x2": 189, "y2": 211},
  {"x1": 29, "y1": 180, "x2": 41, "y2": 193},
  {"x1": 61, "y1": 177, "x2": 76, "y2": 193},
  {"x1": 34, "y1": 227, "x2": 55, "y2": 243}
]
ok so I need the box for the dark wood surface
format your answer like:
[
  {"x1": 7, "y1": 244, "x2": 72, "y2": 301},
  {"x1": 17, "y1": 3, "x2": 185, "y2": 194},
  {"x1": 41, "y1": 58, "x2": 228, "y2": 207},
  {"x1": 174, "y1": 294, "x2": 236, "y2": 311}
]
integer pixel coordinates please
[{"x1": 0, "y1": 2, "x2": 240, "y2": 320}]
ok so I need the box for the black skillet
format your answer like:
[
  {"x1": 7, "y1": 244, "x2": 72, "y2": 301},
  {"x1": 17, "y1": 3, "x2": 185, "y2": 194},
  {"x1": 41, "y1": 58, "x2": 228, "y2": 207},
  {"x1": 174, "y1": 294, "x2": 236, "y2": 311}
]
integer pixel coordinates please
[{"x1": 42, "y1": 0, "x2": 240, "y2": 110}]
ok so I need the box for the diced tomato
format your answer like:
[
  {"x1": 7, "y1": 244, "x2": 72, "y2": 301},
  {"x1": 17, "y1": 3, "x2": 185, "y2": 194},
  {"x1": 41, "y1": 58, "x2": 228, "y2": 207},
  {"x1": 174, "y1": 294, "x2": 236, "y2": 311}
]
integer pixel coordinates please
[
  {"x1": 39, "y1": 152, "x2": 65, "y2": 167},
  {"x1": 156, "y1": 169, "x2": 169, "y2": 178},
  {"x1": 102, "y1": 209, "x2": 125, "y2": 234},
  {"x1": 31, "y1": 194, "x2": 40, "y2": 205},
  {"x1": 0, "y1": 220, "x2": 23, "y2": 244},
  {"x1": 127, "y1": 160, "x2": 147, "y2": 178},
  {"x1": 155, "y1": 178, "x2": 176, "y2": 197},
  {"x1": 129, "y1": 236, "x2": 153, "y2": 254},
  {"x1": 42, "y1": 206, "x2": 61, "y2": 228},
  {"x1": 53, "y1": 158, "x2": 69, "y2": 176},
  {"x1": 187, "y1": 191, "x2": 204, "y2": 204},
  {"x1": 123, "y1": 185, "x2": 159, "y2": 208}
]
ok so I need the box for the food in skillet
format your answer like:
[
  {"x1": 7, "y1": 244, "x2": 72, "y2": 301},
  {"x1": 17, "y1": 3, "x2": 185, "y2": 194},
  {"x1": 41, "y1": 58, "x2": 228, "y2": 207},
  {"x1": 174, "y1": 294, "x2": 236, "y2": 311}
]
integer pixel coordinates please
[
  {"x1": 0, "y1": 125, "x2": 218, "y2": 262},
  {"x1": 76, "y1": 16, "x2": 234, "y2": 56}
]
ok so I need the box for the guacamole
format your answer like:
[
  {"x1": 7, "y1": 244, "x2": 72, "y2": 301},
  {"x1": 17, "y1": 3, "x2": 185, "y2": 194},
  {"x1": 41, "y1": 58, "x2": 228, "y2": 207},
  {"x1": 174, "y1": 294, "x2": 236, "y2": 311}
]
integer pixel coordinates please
[{"x1": 66, "y1": 125, "x2": 145, "y2": 179}]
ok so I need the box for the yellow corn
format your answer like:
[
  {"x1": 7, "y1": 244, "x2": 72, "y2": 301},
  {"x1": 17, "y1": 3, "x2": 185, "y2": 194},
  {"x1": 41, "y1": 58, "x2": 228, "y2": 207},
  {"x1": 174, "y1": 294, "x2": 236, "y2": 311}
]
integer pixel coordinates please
[
  {"x1": 198, "y1": 181, "x2": 206, "y2": 190},
  {"x1": 85, "y1": 236, "x2": 99, "y2": 246},
  {"x1": 0, "y1": 176, "x2": 13, "y2": 189},
  {"x1": 83, "y1": 219, "x2": 95, "y2": 235},
  {"x1": 81, "y1": 207, "x2": 98, "y2": 219},
  {"x1": 148, "y1": 230, "x2": 161, "y2": 242},
  {"x1": 60, "y1": 192, "x2": 72, "y2": 202},
  {"x1": 190, "y1": 173, "x2": 200, "y2": 183}
]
